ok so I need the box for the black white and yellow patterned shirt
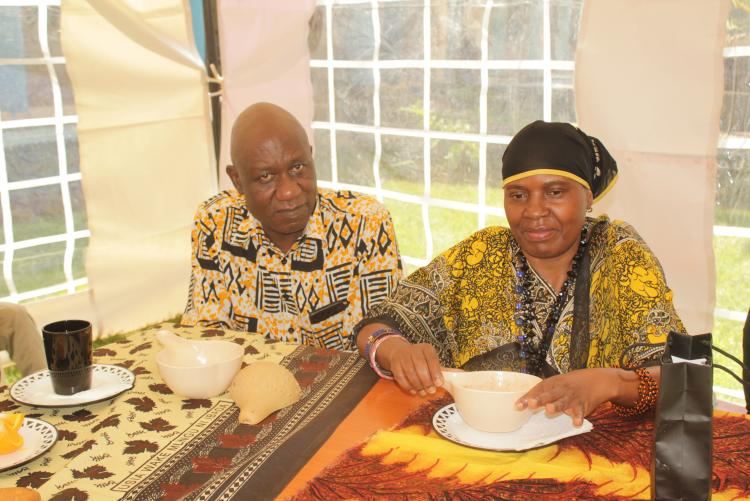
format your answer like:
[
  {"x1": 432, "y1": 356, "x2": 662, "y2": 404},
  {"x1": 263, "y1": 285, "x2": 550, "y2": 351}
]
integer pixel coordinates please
[
  {"x1": 366, "y1": 215, "x2": 684, "y2": 372},
  {"x1": 183, "y1": 189, "x2": 403, "y2": 350}
]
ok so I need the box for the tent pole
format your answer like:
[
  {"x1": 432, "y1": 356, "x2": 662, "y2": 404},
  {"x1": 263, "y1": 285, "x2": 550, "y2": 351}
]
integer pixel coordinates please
[{"x1": 203, "y1": 0, "x2": 222, "y2": 169}]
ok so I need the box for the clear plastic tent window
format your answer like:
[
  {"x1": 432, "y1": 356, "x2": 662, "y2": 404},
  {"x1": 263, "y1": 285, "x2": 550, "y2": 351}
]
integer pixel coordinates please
[{"x1": 0, "y1": 0, "x2": 747, "y2": 404}]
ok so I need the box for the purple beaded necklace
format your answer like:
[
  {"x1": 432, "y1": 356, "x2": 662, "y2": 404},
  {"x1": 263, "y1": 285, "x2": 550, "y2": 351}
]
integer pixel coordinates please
[{"x1": 513, "y1": 225, "x2": 589, "y2": 376}]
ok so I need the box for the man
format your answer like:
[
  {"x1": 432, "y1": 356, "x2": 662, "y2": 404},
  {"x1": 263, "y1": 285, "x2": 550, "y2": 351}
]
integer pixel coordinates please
[
  {"x1": 182, "y1": 103, "x2": 403, "y2": 350},
  {"x1": 0, "y1": 302, "x2": 46, "y2": 377}
]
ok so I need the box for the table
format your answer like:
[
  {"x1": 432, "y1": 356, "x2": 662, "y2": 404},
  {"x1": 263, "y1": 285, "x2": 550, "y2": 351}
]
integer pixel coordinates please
[
  {"x1": 281, "y1": 386, "x2": 750, "y2": 500},
  {"x1": 0, "y1": 323, "x2": 376, "y2": 500},
  {"x1": 1, "y1": 324, "x2": 749, "y2": 500}
]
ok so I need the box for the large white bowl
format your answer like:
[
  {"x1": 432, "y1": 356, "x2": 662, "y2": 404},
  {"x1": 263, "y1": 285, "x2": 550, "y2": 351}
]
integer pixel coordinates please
[
  {"x1": 155, "y1": 339, "x2": 243, "y2": 399},
  {"x1": 441, "y1": 370, "x2": 542, "y2": 433}
]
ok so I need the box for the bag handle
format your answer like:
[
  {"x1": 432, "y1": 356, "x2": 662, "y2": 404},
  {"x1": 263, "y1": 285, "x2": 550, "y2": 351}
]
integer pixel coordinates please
[
  {"x1": 712, "y1": 344, "x2": 750, "y2": 388},
  {"x1": 620, "y1": 339, "x2": 750, "y2": 389}
]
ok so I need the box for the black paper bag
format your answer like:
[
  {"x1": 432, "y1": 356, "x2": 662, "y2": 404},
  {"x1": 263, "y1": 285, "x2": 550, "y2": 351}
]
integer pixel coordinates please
[
  {"x1": 744, "y1": 308, "x2": 750, "y2": 414},
  {"x1": 652, "y1": 331, "x2": 713, "y2": 501}
]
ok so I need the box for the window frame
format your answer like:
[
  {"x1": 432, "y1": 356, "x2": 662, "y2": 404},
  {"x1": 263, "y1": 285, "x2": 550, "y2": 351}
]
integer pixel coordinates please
[{"x1": 0, "y1": 0, "x2": 89, "y2": 302}]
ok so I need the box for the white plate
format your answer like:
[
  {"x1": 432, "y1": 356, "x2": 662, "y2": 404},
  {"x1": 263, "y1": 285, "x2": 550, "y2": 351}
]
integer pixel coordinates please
[
  {"x1": 432, "y1": 403, "x2": 593, "y2": 451},
  {"x1": 0, "y1": 417, "x2": 58, "y2": 472},
  {"x1": 9, "y1": 364, "x2": 135, "y2": 408}
]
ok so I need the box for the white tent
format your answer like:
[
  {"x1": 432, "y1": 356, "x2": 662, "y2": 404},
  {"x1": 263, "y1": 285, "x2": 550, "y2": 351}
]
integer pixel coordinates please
[{"x1": 2, "y1": 0, "x2": 748, "y2": 400}]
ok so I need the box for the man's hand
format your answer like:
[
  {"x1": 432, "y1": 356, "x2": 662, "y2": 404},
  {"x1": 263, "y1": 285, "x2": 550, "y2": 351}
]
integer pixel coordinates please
[
  {"x1": 377, "y1": 337, "x2": 444, "y2": 396},
  {"x1": 515, "y1": 368, "x2": 622, "y2": 426}
]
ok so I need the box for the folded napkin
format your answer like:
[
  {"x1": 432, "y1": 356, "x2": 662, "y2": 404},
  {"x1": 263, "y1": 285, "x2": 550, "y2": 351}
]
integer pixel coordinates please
[{"x1": 671, "y1": 355, "x2": 709, "y2": 365}]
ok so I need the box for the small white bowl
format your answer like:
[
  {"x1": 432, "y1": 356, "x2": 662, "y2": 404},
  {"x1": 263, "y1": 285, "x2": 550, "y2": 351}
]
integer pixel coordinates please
[
  {"x1": 441, "y1": 370, "x2": 542, "y2": 433},
  {"x1": 155, "y1": 337, "x2": 243, "y2": 399}
]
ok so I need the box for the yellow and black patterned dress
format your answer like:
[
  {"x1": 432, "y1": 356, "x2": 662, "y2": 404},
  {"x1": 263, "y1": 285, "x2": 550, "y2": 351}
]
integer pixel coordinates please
[{"x1": 367, "y1": 215, "x2": 685, "y2": 372}]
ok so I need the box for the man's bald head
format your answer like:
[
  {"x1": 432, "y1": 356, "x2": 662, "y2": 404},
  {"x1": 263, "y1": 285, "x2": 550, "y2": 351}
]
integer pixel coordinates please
[
  {"x1": 225, "y1": 102, "x2": 318, "y2": 253},
  {"x1": 230, "y1": 102, "x2": 310, "y2": 168}
]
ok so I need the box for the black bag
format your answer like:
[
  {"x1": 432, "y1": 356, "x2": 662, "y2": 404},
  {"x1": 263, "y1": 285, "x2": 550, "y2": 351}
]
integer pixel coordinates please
[
  {"x1": 744, "y1": 308, "x2": 750, "y2": 414},
  {"x1": 652, "y1": 331, "x2": 713, "y2": 501},
  {"x1": 622, "y1": 328, "x2": 750, "y2": 500}
]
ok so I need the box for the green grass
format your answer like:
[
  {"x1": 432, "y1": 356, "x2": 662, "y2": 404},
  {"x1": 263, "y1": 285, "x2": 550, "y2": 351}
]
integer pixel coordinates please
[
  {"x1": 712, "y1": 317, "x2": 746, "y2": 402},
  {"x1": 429, "y1": 207, "x2": 485, "y2": 256},
  {"x1": 715, "y1": 207, "x2": 750, "y2": 228},
  {"x1": 714, "y1": 235, "x2": 750, "y2": 313},
  {"x1": 712, "y1": 235, "x2": 749, "y2": 404},
  {"x1": 381, "y1": 179, "x2": 508, "y2": 265},
  {"x1": 13, "y1": 243, "x2": 67, "y2": 293}
]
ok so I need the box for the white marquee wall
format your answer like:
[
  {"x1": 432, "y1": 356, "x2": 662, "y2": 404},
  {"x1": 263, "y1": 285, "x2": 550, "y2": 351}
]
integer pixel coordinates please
[
  {"x1": 576, "y1": 0, "x2": 729, "y2": 333},
  {"x1": 27, "y1": 0, "x2": 731, "y2": 342},
  {"x1": 55, "y1": 0, "x2": 216, "y2": 335}
]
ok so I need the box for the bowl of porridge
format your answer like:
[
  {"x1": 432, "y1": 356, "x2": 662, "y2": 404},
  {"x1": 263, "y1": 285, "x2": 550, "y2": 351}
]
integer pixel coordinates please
[{"x1": 441, "y1": 370, "x2": 541, "y2": 433}]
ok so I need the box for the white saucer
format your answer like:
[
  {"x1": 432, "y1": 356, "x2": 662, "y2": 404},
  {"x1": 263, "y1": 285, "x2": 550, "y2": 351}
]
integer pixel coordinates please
[
  {"x1": 0, "y1": 417, "x2": 58, "y2": 472},
  {"x1": 9, "y1": 364, "x2": 135, "y2": 408},
  {"x1": 432, "y1": 403, "x2": 593, "y2": 451}
]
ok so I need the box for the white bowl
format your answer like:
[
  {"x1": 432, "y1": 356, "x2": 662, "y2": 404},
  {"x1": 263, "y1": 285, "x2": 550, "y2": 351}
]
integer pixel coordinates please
[
  {"x1": 155, "y1": 339, "x2": 243, "y2": 399},
  {"x1": 441, "y1": 370, "x2": 542, "y2": 433}
]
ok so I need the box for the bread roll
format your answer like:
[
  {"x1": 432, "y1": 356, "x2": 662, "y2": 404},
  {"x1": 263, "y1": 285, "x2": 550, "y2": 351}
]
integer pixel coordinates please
[
  {"x1": 0, "y1": 487, "x2": 42, "y2": 501},
  {"x1": 229, "y1": 362, "x2": 302, "y2": 425}
]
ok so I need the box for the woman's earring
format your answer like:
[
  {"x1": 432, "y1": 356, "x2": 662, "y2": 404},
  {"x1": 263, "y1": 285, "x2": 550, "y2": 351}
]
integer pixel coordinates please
[{"x1": 586, "y1": 207, "x2": 593, "y2": 213}]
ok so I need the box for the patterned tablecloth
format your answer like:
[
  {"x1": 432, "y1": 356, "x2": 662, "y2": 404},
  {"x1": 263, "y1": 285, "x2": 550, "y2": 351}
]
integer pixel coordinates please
[
  {"x1": 290, "y1": 393, "x2": 750, "y2": 500},
  {"x1": 0, "y1": 323, "x2": 377, "y2": 500}
]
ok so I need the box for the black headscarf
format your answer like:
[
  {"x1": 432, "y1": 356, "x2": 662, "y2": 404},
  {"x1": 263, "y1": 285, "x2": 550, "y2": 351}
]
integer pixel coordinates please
[{"x1": 501, "y1": 121, "x2": 618, "y2": 202}]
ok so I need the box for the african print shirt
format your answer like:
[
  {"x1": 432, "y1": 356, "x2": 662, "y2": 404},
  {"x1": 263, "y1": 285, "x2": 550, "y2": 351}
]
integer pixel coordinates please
[
  {"x1": 182, "y1": 188, "x2": 403, "y2": 350},
  {"x1": 365, "y1": 215, "x2": 684, "y2": 373}
]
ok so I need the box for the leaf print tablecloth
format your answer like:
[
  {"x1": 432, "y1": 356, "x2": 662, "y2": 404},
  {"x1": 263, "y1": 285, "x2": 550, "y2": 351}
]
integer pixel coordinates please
[{"x1": 0, "y1": 323, "x2": 377, "y2": 500}]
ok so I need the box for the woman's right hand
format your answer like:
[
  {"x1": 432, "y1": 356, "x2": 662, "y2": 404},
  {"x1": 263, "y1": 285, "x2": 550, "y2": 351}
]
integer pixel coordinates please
[{"x1": 376, "y1": 337, "x2": 444, "y2": 396}]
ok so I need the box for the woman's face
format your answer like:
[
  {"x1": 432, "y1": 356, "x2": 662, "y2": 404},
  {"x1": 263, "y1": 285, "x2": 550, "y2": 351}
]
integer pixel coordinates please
[{"x1": 503, "y1": 173, "x2": 593, "y2": 261}]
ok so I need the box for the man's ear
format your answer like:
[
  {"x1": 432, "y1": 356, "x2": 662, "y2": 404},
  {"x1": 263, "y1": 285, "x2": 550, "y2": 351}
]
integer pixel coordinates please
[{"x1": 226, "y1": 165, "x2": 242, "y2": 194}]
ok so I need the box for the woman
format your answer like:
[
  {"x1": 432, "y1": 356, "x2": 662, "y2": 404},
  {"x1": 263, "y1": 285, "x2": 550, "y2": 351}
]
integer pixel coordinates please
[{"x1": 356, "y1": 121, "x2": 684, "y2": 426}]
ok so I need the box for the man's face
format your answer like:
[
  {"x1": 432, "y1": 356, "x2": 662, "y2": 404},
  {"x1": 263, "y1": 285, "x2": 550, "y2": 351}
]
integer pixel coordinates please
[
  {"x1": 227, "y1": 127, "x2": 317, "y2": 250},
  {"x1": 503, "y1": 174, "x2": 592, "y2": 260}
]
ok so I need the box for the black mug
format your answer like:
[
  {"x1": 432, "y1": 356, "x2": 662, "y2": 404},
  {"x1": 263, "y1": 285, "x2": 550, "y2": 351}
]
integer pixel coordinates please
[{"x1": 42, "y1": 319, "x2": 93, "y2": 395}]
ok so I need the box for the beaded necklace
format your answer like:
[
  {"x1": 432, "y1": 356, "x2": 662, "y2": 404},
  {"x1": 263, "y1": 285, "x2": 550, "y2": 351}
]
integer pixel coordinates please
[{"x1": 513, "y1": 226, "x2": 589, "y2": 376}]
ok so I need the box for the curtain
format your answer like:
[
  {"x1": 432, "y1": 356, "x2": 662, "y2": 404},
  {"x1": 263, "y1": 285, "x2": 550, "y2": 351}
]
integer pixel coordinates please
[
  {"x1": 60, "y1": 0, "x2": 216, "y2": 336},
  {"x1": 216, "y1": 0, "x2": 315, "y2": 189},
  {"x1": 575, "y1": 0, "x2": 730, "y2": 334}
]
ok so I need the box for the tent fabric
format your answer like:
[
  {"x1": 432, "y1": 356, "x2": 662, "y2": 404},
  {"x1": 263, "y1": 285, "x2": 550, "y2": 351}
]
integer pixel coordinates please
[
  {"x1": 50, "y1": 0, "x2": 732, "y2": 339},
  {"x1": 61, "y1": 0, "x2": 216, "y2": 336},
  {"x1": 576, "y1": 0, "x2": 730, "y2": 334},
  {"x1": 216, "y1": 0, "x2": 315, "y2": 190}
]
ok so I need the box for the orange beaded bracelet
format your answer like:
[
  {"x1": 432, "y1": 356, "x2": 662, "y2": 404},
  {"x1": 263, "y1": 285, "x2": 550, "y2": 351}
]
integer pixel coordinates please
[{"x1": 612, "y1": 368, "x2": 659, "y2": 417}]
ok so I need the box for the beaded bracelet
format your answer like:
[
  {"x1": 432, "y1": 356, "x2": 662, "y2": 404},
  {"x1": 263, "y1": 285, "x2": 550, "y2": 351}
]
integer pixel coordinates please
[
  {"x1": 363, "y1": 327, "x2": 401, "y2": 362},
  {"x1": 612, "y1": 367, "x2": 659, "y2": 417},
  {"x1": 368, "y1": 333, "x2": 406, "y2": 380}
]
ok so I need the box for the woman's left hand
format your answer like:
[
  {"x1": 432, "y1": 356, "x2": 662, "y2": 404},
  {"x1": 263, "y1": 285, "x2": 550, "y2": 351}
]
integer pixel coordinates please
[{"x1": 515, "y1": 368, "x2": 619, "y2": 427}]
